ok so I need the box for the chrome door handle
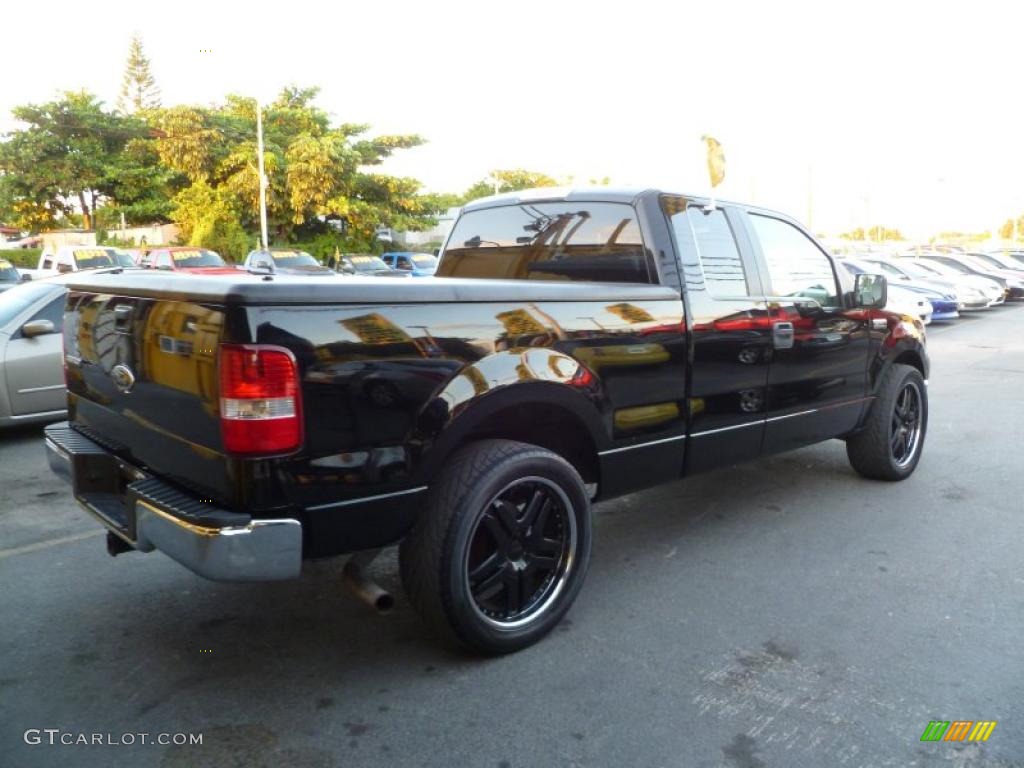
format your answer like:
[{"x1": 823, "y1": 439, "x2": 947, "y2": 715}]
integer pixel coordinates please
[{"x1": 772, "y1": 321, "x2": 794, "y2": 349}]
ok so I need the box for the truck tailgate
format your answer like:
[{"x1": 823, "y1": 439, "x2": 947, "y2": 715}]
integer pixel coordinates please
[{"x1": 64, "y1": 290, "x2": 235, "y2": 505}]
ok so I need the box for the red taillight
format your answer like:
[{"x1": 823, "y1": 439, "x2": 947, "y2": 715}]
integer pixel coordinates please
[{"x1": 219, "y1": 344, "x2": 303, "y2": 455}]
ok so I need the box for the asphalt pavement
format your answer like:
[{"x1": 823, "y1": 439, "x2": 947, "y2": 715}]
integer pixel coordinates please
[{"x1": 1, "y1": 305, "x2": 1022, "y2": 768}]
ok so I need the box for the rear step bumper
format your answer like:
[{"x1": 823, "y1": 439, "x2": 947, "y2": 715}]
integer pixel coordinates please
[{"x1": 44, "y1": 422, "x2": 302, "y2": 581}]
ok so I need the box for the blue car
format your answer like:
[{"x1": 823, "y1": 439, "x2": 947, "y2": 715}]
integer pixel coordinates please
[{"x1": 380, "y1": 251, "x2": 439, "y2": 277}]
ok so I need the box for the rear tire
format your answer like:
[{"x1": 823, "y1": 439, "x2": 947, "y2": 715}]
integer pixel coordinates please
[
  {"x1": 399, "y1": 439, "x2": 592, "y2": 655},
  {"x1": 846, "y1": 363, "x2": 927, "y2": 481}
]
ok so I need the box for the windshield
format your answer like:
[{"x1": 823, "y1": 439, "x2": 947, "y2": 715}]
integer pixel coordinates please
[
  {"x1": 73, "y1": 248, "x2": 135, "y2": 269},
  {"x1": 345, "y1": 255, "x2": 390, "y2": 272},
  {"x1": 919, "y1": 258, "x2": 969, "y2": 276},
  {"x1": 959, "y1": 255, "x2": 998, "y2": 272},
  {"x1": 0, "y1": 282, "x2": 59, "y2": 329},
  {"x1": 170, "y1": 249, "x2": 225, "y2": 267},
  {"x1": 410, "y1": 254, "x2": 438, "y2": 267},
  {"x1": 982, "y1": 253, "x2": 1023, "y2": 270},
  {"x1": 0, "y1": 259, "x2": 18, "y2": 283},
  {"x1": 895, "y1": 260, "x2": 940, "y2": 279},
  {"x1": 865, "y1": 260, "x2": 909, "y2": 279},
  {"x1": 271, "y1": 250, "x2": 319, "y2": 268}
]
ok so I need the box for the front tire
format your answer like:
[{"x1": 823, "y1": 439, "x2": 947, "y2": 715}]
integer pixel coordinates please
[
  {"x1": 846, "y1": 363, "x2": 928, "y2": 480},
  {"x1": 399, "y1": 439, "x2": 592, "y2": 655}
]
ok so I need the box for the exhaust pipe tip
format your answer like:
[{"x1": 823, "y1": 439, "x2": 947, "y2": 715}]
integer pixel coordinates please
[{"x1": 342, "y1": 557, "x2": 394, "y2": 614}]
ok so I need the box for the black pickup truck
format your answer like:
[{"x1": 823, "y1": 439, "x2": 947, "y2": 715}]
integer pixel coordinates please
[{"x1": 46, "y1": 188, "x2": 929, "y2": 654}]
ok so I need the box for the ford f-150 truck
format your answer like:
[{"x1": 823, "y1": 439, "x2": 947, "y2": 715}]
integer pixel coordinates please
[{"x1": 45, "y1": 188, "x2": 929, "y2": 654}]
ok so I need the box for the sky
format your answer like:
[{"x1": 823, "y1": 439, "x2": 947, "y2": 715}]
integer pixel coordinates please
[{"x1": 3, "y1": 0, "x2": 1022, "y2": 238}]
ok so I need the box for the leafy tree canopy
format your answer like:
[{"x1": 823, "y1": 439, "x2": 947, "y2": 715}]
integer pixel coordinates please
[{"x1": 462, "y1": 169, "x2": 559, "y2": 202}]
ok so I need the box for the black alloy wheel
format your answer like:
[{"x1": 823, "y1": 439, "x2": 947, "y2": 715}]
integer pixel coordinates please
[{"x1": 465, "y1": 477, "x2": 576, "y2": 628}]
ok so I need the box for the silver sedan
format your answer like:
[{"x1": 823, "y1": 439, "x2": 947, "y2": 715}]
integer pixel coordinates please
[{"x1": 0, "y1": 279, "x2": 68, "y2": 428}]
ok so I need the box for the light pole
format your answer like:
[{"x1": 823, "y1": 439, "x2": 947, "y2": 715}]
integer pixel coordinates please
[{"x1": 256, "y1": 99, "x2": 269, "y2": 250}]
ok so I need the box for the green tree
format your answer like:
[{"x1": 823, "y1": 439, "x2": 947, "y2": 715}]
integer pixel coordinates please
[
  {"x1": 463, "y1": 169, "x2": 559, "y2": 202},
  {"x1": 840, "y1": 226, "x2": 903, "y2": 241},
  {"x1": 118, "y1": 34, "x2": 161, "y2": 113},
  {"x1": 152, "y1": 86, "x2": 432, "y2": 246},
  {"x1": 0, "y1": 91, "x2": 146, "y2": 230},
  {"x1": 999, "y1": 217, "x2": 1023, "y2": 241}
]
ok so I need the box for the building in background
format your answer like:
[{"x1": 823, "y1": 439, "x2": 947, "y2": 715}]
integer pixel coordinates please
[
  {"x1": 104, "y1": 223, "x2": 180, "y2": 246},
  {"x1": 39, "y1": 229, "x2": 97, "y2": 253},
  {"x1": 397, "y1": 207, "x2": 460, "y2": 249}
]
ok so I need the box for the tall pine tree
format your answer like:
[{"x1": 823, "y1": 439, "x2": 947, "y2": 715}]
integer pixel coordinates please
[{"x1": 118, "y1": 34, "x2": 160, "y2": 113}]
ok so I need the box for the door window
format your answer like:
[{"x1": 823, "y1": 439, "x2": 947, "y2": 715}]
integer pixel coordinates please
[
  {"x1": 750, "y1": 215, "x2": 839, "y2": 307},
  {"x1": 29, "y1": 295, "x2": 65, "y2": 328}
]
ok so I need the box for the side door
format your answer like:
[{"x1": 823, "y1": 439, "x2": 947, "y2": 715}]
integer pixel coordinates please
[
  {"x1": 743, "y1": 211, "x2": 871, "y2": 454},
  {"x1": 663, "y1": 197, "x2": 771, "y2": 474},
  {"x1": 5, "y1": 289, "x2": 66, "y2": 416}
]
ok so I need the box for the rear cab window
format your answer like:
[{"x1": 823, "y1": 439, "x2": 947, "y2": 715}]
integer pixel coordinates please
[{"x1": 439, "y1": 201, "x2": 655, "y2": 283}]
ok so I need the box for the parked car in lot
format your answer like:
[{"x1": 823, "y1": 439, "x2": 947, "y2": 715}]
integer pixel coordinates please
[
  {"x1": 901, "y1": 257, "x2": 1006, "y2": 306},
  {"x1": 327, "y1": 253, "x2": 410, "y2": 278},
  {"x1": 840, "y1": 260, "x2": 938, "y2": 323},
  {"x1": 381, "y1": 251, "x2": 439, "y2": 276},
  {"x1": 966, "y1": 251, "x2": 1024, "y2": 280},
  {"x1": 0, "y1": 279, "x2": 71, "y2": 427},
  {"x1": 864, "y1": 256, "x2": 992, "y2": 311},
  {"x1": 139, "y1": 247, "x2": 240, "y2": 275},
  {"x1": 920, "y1": 253, "x2": 1024, "y2": 299},
  {"x1": 0, "y1": 258, "x2": 31, "y2": 294},
  {"x1": 243, "y1": 248, "x2": 335, "y2": 276},
  {"x1": 47, "y1": 187, "x2": 929, "y2": 654},
  {"x1": 37, "y1": 246, "x2": 136, "y2": 276}
]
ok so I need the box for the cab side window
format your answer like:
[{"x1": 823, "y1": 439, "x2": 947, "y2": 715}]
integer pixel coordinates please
[
  {"x1": 750, "y1": 214, "x2": 839, "y2": 307},
  {"x1": 155, "y1": 251, "x2": 172, "y2": 269},
  {"x1": 397, "y1": 256, "x2": 413, "y2": 270},
  {"x1": 683, "y1": 206, "x2": 750, "y2": 298}
]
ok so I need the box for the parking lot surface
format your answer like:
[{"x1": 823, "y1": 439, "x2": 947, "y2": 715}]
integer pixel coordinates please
[{"x1": 1, "y1": 307, "x2": 1022, "y2": 768}]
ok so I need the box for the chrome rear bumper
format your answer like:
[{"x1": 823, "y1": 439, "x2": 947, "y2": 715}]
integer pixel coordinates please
[{"x1": 44, "y1": 422, "x2": 302, "y2": 581}]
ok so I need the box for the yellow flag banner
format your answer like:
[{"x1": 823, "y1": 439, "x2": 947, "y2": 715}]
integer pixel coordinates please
[
  {"x1": 702, "y1": 135, "x2": 726, "y2": 188},
  {"x1": 340, "y1": 313, "x2": 412, "y2": 345},
  {"x1": 605, "y1": 302, "x2": 655, "y2": 324},
  {"x1": 496, "y1": 309, "x2": 547, "y2": 337}
]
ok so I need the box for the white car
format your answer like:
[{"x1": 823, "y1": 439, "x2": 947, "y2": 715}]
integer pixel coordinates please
[
  {"x1": 886, "y1": 284, "x2": 933, "y2": 325},
  {"x1": 36, "y1": 245, "x2": 136, "y2": 277},
  {"x1": 900, "y1": 257, "x2": 1005, "y2": 307},
  {"x1": 870, "y1": 257, "x2": 991, "y2": 311}
]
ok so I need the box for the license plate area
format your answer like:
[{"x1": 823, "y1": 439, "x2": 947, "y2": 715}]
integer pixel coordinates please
[{"x1": 75, "y1": 455, "x2": 147, "y2": 538}]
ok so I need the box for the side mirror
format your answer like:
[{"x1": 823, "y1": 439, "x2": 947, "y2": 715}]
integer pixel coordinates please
[
  {"x1": 20, "y1": 273, "x2": 31, "y2": 282},
  {"x1": 22, "y1": 319, "x2": 56, "y2": 338},
  {"x1": 854, "y1": 273, "x2": 887, "y2": 309}
]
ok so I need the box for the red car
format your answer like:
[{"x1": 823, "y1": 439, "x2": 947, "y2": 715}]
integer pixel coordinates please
[{"x1": 139, "y1": 247, "x2": 241, "y2": 275}]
